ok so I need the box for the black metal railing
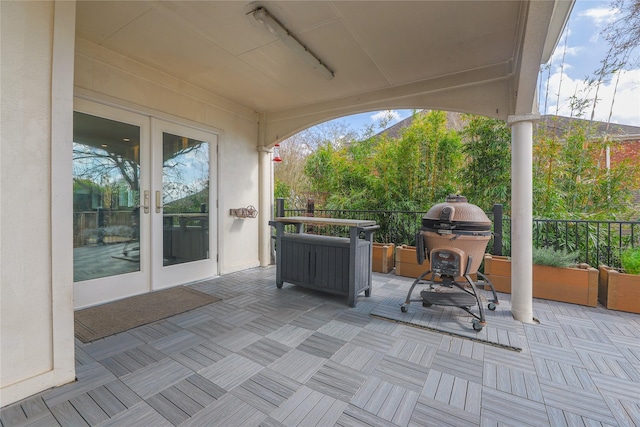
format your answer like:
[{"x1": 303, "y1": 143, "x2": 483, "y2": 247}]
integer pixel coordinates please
[
  {"x1": 275, "y1": 199, "x2": 504, "y2": 254},
  {"x1": 275, "y1": 198, "x2": 639, "y2": 269},
  {"x1": 529, "y1": 219, "x2": 638, "y2": 269}
]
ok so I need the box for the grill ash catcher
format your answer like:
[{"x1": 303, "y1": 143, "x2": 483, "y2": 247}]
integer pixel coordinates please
[{"x1": 400, "y1": 195, "x2": 499, "y2": 331}]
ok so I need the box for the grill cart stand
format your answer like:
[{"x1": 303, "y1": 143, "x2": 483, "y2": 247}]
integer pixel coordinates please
[
  {"x1": 400, "y1": 246, "x2": 499, "y2": 331},
  {"x1": 399, "y1": 195, "x2": 499, "y2": 331}
]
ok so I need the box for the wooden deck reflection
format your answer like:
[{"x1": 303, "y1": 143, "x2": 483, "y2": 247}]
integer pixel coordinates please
[{"x1": 2, "y1": 267, "x2": 639, "y2": 426}]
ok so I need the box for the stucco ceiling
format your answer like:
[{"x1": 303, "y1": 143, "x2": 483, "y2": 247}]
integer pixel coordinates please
[{"x1": 75, "y1": 1, "x2": 573, "y2": 142}]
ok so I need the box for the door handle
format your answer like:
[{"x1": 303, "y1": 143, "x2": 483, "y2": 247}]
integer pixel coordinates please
[
  {"x1": 143, "y1": 190, "x2": 150, "y2": 214},
  {"x1": 156, "y1": 191, "x2": 162, "y2": 213}
]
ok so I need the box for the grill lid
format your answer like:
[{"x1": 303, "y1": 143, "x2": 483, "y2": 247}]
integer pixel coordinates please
[{"x1": 422, "y1": 195, "x2": 491, "y2": 232}]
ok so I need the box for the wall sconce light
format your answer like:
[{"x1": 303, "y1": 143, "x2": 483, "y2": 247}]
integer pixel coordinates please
[
  {"x1": 251, "y1": 7, "x2": 334, "y2": 80},
  {"x1": 273, "y1": 143, "x2": 282, "y2": 162}
]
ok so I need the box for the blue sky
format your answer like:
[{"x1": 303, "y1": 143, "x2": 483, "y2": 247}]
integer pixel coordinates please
[
  {"x1": 542, "y1": 0, "x2": 639, "y2": 126},
  {"x1": 335, "y1": 0, "x2": 639, "y2": 134}
]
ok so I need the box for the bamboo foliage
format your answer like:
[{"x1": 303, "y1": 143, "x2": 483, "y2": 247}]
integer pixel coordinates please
[
  {"x1": 460, "y1": 115, "x2": 511, "y2": 213},
  {"x1": 302, "y1": 110, "x2": 462, "y2": 212},
  {"x1": 288, "y1": 110, "x2": 638, "y2": 221}
]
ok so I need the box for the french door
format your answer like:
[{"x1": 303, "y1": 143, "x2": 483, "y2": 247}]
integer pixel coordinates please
[
  {"x1": 151, "y1": 118, "x2": 218, "y2": 290},
  {"x1": 73, "y1": 100, "x2": 217, "y2": 308}
]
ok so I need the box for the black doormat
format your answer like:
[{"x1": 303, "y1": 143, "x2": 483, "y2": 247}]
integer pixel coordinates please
[
  {"x1": 370, "y1": 294, "x2": 523, "y2": 351},
  {"x1": 75, "y1": 287, "x2": 219, "y2": 343}
]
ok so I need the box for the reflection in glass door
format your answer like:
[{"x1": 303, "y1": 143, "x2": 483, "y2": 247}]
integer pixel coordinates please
[
  {"x1": 72, "y1": 106, "x2": 217, "y2": 306},
  {"x1": 162, "y1": 132, "x2": 210, "y2": 266},
  {"x1": 151, "y1": 119, "x2": 217, "y2": 290},
  {"x1": 73, "y1": 112, "x2": 142, "y2": 282}
]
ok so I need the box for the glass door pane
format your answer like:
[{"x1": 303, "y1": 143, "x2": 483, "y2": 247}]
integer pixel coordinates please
[
  {"x1": 151, "y1": 119, "x2": 217, "y2": 291},
  {"x1": 162, "y1": 132, "x2": 210, "y2": 266},
  {"x1": 73, "y1": 112, "x2": 141, "y2": 282}
]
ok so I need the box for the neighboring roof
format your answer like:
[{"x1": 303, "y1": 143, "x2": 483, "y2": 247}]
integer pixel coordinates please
[
  {"x1": 536, "y1": 115, "x2": 640, "y2": 139},
  {"x1": 377, "y1": 111, "x2": 466, "y2": 139},
  {"x1": 378, "y1": 113, "x2": 640, "y2": 141}
]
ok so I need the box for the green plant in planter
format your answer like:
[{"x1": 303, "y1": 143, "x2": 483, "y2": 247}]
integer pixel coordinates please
[
  {"x1": 532, "y1": 246, "x2": 579, "y2": 268},
  {"x1": 620, "y1": 247, "x2": 640, "y2": 275}
]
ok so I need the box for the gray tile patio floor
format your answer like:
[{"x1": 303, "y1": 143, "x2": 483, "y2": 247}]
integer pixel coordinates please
[{"x1": 2, "y1": 266, "x2": 639, "y2": 426}]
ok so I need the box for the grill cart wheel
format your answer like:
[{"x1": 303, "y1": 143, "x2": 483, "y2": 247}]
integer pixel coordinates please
[
  {"x1": 488, "y1": 302, "x2": 497, "y2": 311},
  {"x1": 400, "y1": 304, "x2": 408, "y2": 313},
  {"x1": 472, "y1": 320, "x2": 484, "y2": 331}
]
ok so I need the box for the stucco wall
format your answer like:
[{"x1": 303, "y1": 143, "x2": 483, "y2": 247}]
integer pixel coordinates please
[
  {"x1": 215, "y1": 112, "x2": 264, "y2": 273},
  {"x1": 1, "y1": 1, "x2": 262, "y2": 406},
  {"x1": 1, "y1": 1, "x2": 76, "y2": 406},
  {"x1": 74, "y1": 38, "x2": 261, "y2": 275}
]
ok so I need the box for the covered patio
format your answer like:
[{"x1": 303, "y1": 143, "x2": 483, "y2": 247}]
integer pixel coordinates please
[
  {"x1": 2, "y1": 0, "x2": 578, "y2": 408},
  {"x1": 1, "y1": 268, "x2": 638, "y2": 426}
]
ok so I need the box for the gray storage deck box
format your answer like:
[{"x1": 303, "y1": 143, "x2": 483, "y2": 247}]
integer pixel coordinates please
[{"x1": 271, "y1": 217, "x2": 378, "y2": 307}]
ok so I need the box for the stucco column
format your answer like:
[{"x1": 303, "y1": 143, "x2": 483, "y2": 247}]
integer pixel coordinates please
[
  {"x1": 507, "y1": 114, "x2": 538, "y2": 323},
  {"x1": 1, "y1": 0, "x2": 77, "y2": 406},
  {"x1": 258, "y1": 146, "x2": 273, "y2": 267}
]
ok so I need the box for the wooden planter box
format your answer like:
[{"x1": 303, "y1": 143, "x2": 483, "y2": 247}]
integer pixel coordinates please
[
  {"x1": 598, "y1": 265, "x2": 640, "y2": 314},
  {"x1": 394, "y1": 245, "x2": 430, "y2": 278},
  {"x1": 372, "y1": 243, "x2": 395, "y2": 273},
  {"x1": 483, "y1": 254, "x2": 598, "y2": 307},
  {"x1": 482, "y1": 255, "x2": 512, "y2": 293}
]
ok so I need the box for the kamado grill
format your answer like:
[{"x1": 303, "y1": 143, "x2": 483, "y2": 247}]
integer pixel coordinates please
[{"x1": 401, "y1": 195, "x2": 499, "y2": 331}]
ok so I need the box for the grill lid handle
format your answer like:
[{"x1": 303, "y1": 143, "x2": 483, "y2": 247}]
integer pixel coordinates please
[{"x1": 439, "y1": 206, "x2": 455, "y2": 222}]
